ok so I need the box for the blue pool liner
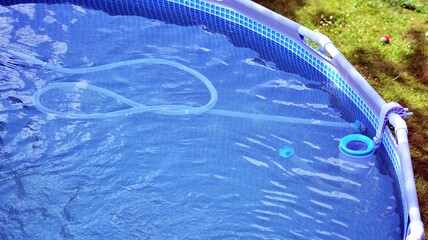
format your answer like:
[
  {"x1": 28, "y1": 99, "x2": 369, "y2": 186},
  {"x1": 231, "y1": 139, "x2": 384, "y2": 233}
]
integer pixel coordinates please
[{"x1": 0, "y1": 0, "x2": 423, "y2": 238}]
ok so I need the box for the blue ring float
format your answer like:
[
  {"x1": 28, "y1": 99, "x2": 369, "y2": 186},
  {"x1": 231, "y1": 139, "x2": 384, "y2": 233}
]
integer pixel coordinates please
[
  {"x1": 339, "y1": 134, "x2": 375, "y2": 157},
  {"x1": 279, "y1": 146, "x2": 295, "y2": 158}
]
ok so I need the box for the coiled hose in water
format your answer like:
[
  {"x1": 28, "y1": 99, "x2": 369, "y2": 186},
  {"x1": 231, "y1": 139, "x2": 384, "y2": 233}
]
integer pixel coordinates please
[{"x1": 4, "y1": 49, "x2": 360, "y2": 130}]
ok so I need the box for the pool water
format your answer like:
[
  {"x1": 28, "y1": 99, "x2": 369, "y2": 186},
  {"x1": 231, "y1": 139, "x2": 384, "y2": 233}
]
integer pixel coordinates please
[{"x1": 0, "y1": 3, "x2": 402, "y2": 239}]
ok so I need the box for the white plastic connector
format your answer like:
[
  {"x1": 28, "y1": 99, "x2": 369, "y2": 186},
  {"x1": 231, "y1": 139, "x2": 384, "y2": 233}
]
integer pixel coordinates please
[
  {"x1": 389, "y1": 113, "x2": 408, "y2": 144},
  {"x1": 406, "y1": 219, "x2": 425, "y2": 240},
  {"x1": 373, "y1": 102, "x2": 411, "y2": 147},
  {"x1": 298, "y1": 26, "x2": 340, "y2": 58}
]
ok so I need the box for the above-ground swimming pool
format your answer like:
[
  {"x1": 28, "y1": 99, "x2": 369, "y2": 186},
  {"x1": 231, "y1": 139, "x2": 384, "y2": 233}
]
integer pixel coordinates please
[{"x1": 0, "y1": 0, "x2": 424, "y2": 239}]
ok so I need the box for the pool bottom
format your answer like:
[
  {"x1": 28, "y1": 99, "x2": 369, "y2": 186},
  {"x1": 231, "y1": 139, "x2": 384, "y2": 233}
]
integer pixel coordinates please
[
  {"x1": 0, "y1": 2, "x2": 402, "y2": 239},
  {"x1": 0, "y1": 111, "x2": 402, "y2": 239}
]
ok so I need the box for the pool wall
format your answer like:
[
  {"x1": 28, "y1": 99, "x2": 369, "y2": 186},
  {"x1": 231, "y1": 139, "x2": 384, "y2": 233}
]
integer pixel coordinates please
[
  {"x1": 164, "y1": 1, "x2": 424, "y2": 238},
  {"x1": 194, "y1": 1, "x2": 424, "y2": 239},
  {"x1": 1, "y1": 0, "x2": 424, "y2": 238}
]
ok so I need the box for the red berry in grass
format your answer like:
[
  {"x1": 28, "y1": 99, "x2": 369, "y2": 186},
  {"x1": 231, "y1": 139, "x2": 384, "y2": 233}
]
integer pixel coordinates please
[{"x1": 380, "y1": 35, "x2": 390, "y2": 44}]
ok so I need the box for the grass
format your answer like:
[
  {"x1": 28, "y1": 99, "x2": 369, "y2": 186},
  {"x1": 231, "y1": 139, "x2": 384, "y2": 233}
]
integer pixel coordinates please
[{"x1": 257, "y1": 0, "x2": 428, "y2": 235}]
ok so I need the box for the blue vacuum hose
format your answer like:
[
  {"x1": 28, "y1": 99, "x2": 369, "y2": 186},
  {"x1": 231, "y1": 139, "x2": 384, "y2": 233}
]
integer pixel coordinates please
[{"x1": 5, "y1": 49, "x2": 360, "y2": 130}]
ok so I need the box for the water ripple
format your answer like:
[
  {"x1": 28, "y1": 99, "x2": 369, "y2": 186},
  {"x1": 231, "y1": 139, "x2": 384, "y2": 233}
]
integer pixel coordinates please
[
  {"x1": 242, "y1": 155, "x2": 269, "y2": 168},
  {"x1": 307, "y1": 186, "x2": 361, "y2": 203}
]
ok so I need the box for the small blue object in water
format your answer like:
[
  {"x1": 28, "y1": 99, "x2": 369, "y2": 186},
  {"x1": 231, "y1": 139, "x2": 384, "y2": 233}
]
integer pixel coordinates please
[
  {"x1": 279, "y1": 146, "x2": 295, "y2": 158},
  {"x1": 339, "y1": 134, "x2": 375, "y2": 157}
]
